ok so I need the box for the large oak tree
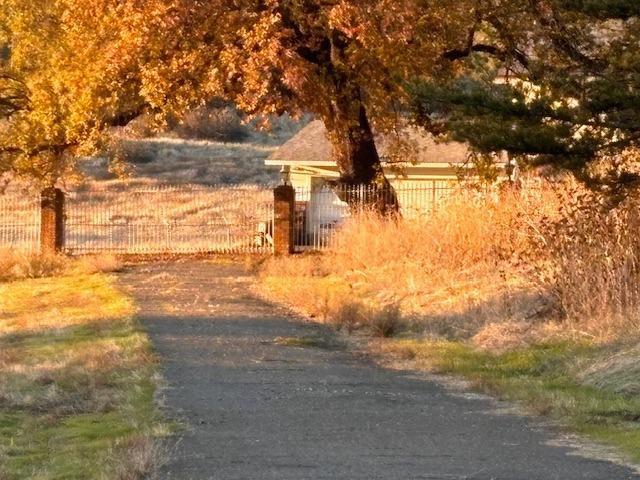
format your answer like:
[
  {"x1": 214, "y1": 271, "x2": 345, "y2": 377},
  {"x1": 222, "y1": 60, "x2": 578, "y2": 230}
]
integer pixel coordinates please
[{"x1": 83, "y1": 0, "x2": 483, "y2": 186}]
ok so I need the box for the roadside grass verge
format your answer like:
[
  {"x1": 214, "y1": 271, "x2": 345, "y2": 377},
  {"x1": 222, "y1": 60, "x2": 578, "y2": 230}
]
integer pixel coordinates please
[
  {"x1": 0, "y1": 266, "x2": 167, "y2": 479},
  {"x1": 378, "y1": 339, "x2": 640, "y2": 463}
]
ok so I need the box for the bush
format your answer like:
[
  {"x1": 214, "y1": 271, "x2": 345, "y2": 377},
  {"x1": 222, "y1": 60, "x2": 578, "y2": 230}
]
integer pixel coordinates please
[
  {"x1": 0, "y1": 249, "x2": 68, "y2": 282},
  {"x1": 540, "y1": 184, "x2": 640, "y2": 335},
  {"x1": 174, "y1": 105, "x2": 249, "y2": 142},
  {"x1": 368, "y1": 304, "x2": 403, "y2": 338},
  {"x1": 332, "y1": 302, "x2": 365, "y2": 332},
  {"x1": 120, "y1": 141, "x2": 158, "y2": 164}
]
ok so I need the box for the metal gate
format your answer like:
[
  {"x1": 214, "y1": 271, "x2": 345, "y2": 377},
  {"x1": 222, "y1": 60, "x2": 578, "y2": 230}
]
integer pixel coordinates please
[
  {"x1": 64, "y1": 183, "x2": 274, "y2": 255},
  {"x1": 0, "y1": 186, "x2": 41, "y2": 252}
]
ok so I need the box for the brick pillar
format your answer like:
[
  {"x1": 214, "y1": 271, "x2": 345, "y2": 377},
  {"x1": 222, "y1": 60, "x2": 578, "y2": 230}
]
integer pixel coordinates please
[
  {"x1": 273, "y1": 185, "x2": 295, "y2": 255},
  {"x1": 40, "y1": 187, "x2": 65, "y2": 255}
]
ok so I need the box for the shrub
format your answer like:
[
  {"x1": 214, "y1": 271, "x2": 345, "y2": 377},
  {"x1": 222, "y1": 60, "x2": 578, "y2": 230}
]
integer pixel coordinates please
[
  {"x1": 0, "y1": 249, "x2": 67, "y2": 282},
  {"x1": 332, "y1": 301, "x2": 365, "y2": 332},
  {"x1": 540, "y1": 184, "x2": 640, "y2": 336},
  {"x1": 367, "y1": 304, "x2": 403, "y2": 338},
  {"x1": 174, "y1": 105, "x2": 249, "y2": 142}
]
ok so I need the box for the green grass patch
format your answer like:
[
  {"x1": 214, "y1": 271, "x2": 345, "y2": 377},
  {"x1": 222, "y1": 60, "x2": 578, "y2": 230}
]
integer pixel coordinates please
[
  {"x1": 386, "y1": 339, "x2": 640, "y2": 463},
  {"x1": 274, "y1": 334, "x2": 341, "y2": 350},
  {"x1": 0, "y1": 273, "x2": 168, "y2": 480}
]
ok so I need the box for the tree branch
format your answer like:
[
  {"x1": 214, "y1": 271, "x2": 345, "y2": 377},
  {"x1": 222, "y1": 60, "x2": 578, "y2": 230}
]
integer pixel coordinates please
[{"x1": 443, "y1": 43, "x2": 530, "y2": 68}]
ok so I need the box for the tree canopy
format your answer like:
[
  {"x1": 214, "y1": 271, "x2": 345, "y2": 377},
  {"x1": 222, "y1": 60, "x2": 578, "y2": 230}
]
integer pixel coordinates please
[
  {"x1": 411, "y1": 0, "x2": 640, "y2": 192},
  {"x1": 2, "y1": 0, "x2": 640, "y2": 190},
  {"x1": 0, "y1": 0, "x2": 144, "y2": 185},
  {"x1": 116, "y1": 0, "x2": 492, "y2": 186}
]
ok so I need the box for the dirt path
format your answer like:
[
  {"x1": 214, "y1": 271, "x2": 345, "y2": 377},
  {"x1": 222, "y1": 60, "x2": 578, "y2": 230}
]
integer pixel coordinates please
[{"x1": 118, "y1": 260, "x2": 639, "y2": 480}]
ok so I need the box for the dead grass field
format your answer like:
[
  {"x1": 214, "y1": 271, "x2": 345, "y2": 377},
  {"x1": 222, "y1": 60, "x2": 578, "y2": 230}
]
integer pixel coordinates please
[
  {"x1": 85, "y1": 138, "x2": 280, "y2": 185},
  {"x1": 0, "y1": 253, "x2": 168, "y2": 479}
]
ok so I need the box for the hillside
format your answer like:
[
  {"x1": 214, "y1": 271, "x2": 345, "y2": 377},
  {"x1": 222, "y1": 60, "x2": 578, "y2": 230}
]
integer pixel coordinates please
[
  {"x1": 80, "y1": 114, "x2": 308, "y2": 186},
  {"x1": 82, "y1": 138, "x2": 280, "y2": 185}
]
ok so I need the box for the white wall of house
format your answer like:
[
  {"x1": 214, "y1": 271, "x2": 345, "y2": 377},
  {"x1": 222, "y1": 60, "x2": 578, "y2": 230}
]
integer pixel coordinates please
[{"x1": 306, "y1": 178, "x2": 349, "y2": 242}]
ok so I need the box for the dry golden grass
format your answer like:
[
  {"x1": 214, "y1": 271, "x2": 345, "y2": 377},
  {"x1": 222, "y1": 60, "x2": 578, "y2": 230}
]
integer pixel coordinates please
[
  {"x1": 111, "y1": 434, "x2": 167, "y2": 480},
  {"x1": 0, "y1": 271, "x2": 132, "y2": 335},
  {"x1": 0, "y1": 248, "x2": 122, "y2": 284},
  {"x1": 0, "y1": 248, "x2": 67, "y2": 282},
  {"x1": 541, "y1": 185, "x2": 640, "y2": 338},
  {"x1": 261, "y1": 185, "x2": 558, "y2": 341},
  {"x1": 261, "y1": 180, "x2": 640, "y2": 345}
]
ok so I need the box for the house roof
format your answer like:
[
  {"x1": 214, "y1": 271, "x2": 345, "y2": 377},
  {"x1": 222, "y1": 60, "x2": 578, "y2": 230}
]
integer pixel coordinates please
[{"x1": 266, "y1": 120, "x2": 471, "y2": 168}]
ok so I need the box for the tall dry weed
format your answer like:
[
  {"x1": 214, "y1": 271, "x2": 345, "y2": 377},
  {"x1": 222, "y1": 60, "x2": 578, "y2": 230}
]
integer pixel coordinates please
[
  {"x1": 112, "y1": 435, "x2": 164, "y2": 480},
  {"x1": 262, "y1": 184, "x2": 557, "y2": 339},
  {"x1": 262, "y1": 180, "x2": 640, "y2": 342},
  {"x1": 539, "y1": 183, "x2": 640, "y2": 336}
]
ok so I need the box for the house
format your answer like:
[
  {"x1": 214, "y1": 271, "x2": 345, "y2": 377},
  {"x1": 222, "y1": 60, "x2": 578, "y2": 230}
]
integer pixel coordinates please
[
  {"x1": 265, "y1": 120, "x2": 510, "y2": 246},
  {"x1": 265, "y1": 120, "x2": 482, "y2": 188}
]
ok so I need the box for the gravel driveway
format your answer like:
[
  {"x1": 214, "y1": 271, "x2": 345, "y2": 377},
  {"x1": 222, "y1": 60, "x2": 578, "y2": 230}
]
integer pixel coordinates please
[{"x1": 118, "y1": 260, "x2": 640, "y2": 480}]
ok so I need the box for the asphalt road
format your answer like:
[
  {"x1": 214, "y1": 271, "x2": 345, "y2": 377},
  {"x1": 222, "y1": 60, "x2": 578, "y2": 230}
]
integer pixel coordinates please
[{"x1": 119, "y1": 261, "x2": 640, "y2": 480}]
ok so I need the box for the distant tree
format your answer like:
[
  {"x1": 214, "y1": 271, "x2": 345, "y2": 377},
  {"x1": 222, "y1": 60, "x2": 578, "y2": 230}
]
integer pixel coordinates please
[{"x1": 411, "y1": 0, "x2": 640, "y2": 194}]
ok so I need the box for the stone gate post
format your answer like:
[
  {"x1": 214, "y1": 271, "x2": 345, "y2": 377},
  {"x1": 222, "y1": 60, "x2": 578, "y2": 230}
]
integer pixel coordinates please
[
  {"x1": 40, "y1": 187, "x2": 65, "y2": 255},
  {"x1": 273, "y1": 185, "x2": 295, "y2": 255}
]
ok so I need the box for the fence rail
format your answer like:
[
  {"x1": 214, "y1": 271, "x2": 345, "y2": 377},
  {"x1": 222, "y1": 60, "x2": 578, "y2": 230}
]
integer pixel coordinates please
[
  {"x1": 293, "y1": 181, "x2": 456, "y2": 251},
  {"x1": 0, "y1": 187, "x2": 40, "y2": 252},
  {"x1": 65, "y1": 184, "x2": 274, "y2": 254}
]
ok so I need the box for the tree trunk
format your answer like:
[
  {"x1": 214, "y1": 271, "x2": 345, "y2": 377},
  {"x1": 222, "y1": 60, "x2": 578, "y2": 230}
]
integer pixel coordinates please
[
  {"x1": 323, "y1": 29, "x2": 399, "y2": 213},
  {"x1": 325, "y1": 90, "x2": 399, "y2": 214},
  {"x1": 330, "y1": 101, "x2": 381, "y2": 185}
]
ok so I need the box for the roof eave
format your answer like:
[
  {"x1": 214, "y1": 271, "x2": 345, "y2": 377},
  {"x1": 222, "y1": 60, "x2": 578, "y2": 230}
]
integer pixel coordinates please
[
  {"x1": 265, "y1": 159, "x2": 336, "y2": 167},
  {"x1": 266, "y1": 159, "x2": 508, "y2": 169}
]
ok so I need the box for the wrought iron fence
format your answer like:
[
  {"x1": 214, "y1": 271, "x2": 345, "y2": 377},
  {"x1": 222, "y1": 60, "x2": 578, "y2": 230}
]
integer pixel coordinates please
[
  {"x1": 0, "y1": 186, "x2": 40, "y2": 252},
  {"x1": 294, "y1": 181, "x2": 456, "y2": 251},
  {"x1": 0, "y1": 180, "x2": 459, "y2": 255},
  {"x1": 65, "y1": 184, "x2": 274, "y2": 254}
]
